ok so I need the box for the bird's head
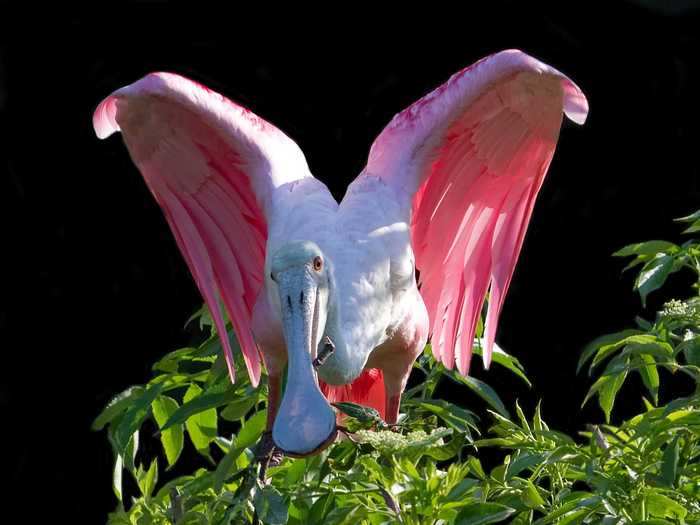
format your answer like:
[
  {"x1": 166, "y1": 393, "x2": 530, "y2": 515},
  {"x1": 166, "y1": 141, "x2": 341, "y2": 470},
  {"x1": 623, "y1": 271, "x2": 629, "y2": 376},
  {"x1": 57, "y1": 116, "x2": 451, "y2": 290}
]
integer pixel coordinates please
[{"x1": 269, "y1": 241, "x2": 337, "y2": 456}]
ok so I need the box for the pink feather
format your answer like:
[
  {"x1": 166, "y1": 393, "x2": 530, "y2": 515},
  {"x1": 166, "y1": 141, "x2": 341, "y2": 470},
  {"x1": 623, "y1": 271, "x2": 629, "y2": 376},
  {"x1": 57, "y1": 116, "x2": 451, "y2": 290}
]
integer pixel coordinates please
[
  {"x1": 320, "y1": 368, "x2": 387, "y2": 420},
  {"x1": 366, "y1": 50, "x2": 588, "y2": 374},
  {"x1": 93, "y1": 72, "x2": 311, "y2": 386}
]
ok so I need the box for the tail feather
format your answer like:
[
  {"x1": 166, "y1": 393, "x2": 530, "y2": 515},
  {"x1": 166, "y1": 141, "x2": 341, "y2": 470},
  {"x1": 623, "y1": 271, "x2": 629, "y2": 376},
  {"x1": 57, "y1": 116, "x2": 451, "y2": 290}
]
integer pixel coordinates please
[{"x1": 320, "y1": 368, "x2": 386, "y2": 420}]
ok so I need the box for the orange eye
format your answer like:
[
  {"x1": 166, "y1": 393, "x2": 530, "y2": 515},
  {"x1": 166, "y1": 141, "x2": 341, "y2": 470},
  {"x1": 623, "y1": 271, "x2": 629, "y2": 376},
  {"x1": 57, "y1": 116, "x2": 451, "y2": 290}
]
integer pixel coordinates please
[{"x1": 313, "y1": 256, "x2": 323, "y2": 271}]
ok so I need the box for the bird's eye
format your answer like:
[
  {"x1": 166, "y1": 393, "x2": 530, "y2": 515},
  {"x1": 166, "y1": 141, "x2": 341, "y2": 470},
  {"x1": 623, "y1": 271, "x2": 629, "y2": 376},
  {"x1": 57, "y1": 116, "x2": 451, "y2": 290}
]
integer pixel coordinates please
[{"x1": 313, "y1": 256, "x2": 323, "y2": 272}]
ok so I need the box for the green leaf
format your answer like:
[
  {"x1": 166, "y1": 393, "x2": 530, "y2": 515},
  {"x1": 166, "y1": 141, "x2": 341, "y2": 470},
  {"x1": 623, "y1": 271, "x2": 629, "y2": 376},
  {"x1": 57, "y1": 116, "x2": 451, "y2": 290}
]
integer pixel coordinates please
[
  {"x1": 123, "y1": 430, "x2": 138, "y2": 473},
  {"x1": 506, "y1": 451, "x2": 547, "y2": 480},
  {"x1": 448, "y1": 373, "x2": 510, "y2": 418},
  {"x1": 152, "y1": 395, "x2": 184, "y2": 468},
  {"x1": 621, "y1": 255, "x2": 650, "y2": 273},
  {"x1": 185, "y1": 303, "x2": 209, "y2": 329},
  {"x1": 532, "y1": 401, "x2": 545, "y2": 433},
  {"x1": 590, "y1": 335, "x2": 659, "y2": 370},
  {"x1": 308, "y1": 493, "x2": 334, "y2": 524},
  {"x1": 680, "y1": 337, "x2": 700, "y2": 366},
  {"x1": 284, "y1": 458, "x2": 306, "y2": 486},
  {"x1": 613, "y1": 241, "x2": 679, "y2": 257},
  {"x1": 578, "y1": 330, "x2": 642, "y2": 374},
  {"x1": 137, "y1": 458, "x2": 158, "y2": 499},
  {"x1": 455, "y1": 503, "x2": 516, "y2": 525},
  {"x1": 214, "y1": 410, "x2": 267, "y2": 490},
  {"x1": 675, "y1": 209, "x2": 700, "y2": 223},
  {"x1": 92, "y1": 386, "x2": 145, "y2": 431},
  {"x1": 515, "y1": 400, "x2": 532, "y2": 435},
  {"x1": 534, "y1": 494, "x2": 600, "y2": 525},
  {"x1": 220, "y1": 396, "x2": 259, "y2": 421},
  {"x1": 599, "y1": 369, "x2": 628, "y2": 422},
  {"x1": 323, "y1": 504, "x2": 366, "y2": 525},
  {"x1": 183, "y1": 384, "x2": 217, "y2": 458},
  {"x1": 213, "y1": 435, "x2": 232, "y2": 453},
  {"x1": 113, "y1": 383, "x2": 163, "y2": 454},
  {"x1": 152, "y1": 347, "x2": 197, "y2": 373},
  {"x1": 660, "y1": 435, "x2": 680, "y2": 487},
  {"x1": 473, "y1": 341, "x2": 531, "y2": 387},
  {"x1": 253, "y1": 485, "x2": 289, "y2": 525},
  {"x1": 236, "y1": 409, "x2": 267, "y2": 450},
  {"x1": 556, "y1": 508, "x2": 592, "y2": 525},
  {"x1": 637, "y1": 353, "x2": 659, "y2": 405},
  {"x1": 682, "y1": 220, "x2": 700, "y2": 233},
  {"x1": 510, "y1": 512, "x2": 533, "y2": 525},
  {"x1": 288, "y1": 500, "x2": 309, "y2": 524},
  {"x1": 419, "y1": 431, "x2": 465, "y2": 461},
  {"x1": 467, "y1": 456, "x2": 487, "y2": 481},
  {"x1": 179, "y1": 511, "x2": 208, "y2": 525},
  {"x1": 160, "y1": 381, "x2": 236, "y2": 432},
  {"x1": 635, "y1": 315, "x2": 653, "y2": 330},
  {"x1": 521, "y1": 481, "x2": 545, "y2": 509},
  {"x1": 621, "y1": 341, "x2": 674, "y2": 362},
  {"x1": 635, "y1": 254, "x2": 673, "y2": 307},
  {"x1": 181, "y1": 469, "x2": 214, "y2": 497},
  {"x1": 676, "y1": 210, "x2": 700, "y2": 233},
  {"x1": 445, "y1": 478, "x2": 479, "y2": 502},
  {"x1": 112, "y1": 453, "x2": 123, "y2": 502},
  {"x1": 406, "y1": 399, "x2": 478, "y2": 434},
  {"x1": 645, "y1": 492, "x2": 687, "y2": 520}
]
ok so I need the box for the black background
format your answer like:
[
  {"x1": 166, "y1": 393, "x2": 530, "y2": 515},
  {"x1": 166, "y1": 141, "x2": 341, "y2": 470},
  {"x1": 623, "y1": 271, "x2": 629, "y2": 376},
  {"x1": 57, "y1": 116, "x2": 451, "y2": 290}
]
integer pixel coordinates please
[{"x1": 1, "y1": 2, "x2": 700, "y2": 521}]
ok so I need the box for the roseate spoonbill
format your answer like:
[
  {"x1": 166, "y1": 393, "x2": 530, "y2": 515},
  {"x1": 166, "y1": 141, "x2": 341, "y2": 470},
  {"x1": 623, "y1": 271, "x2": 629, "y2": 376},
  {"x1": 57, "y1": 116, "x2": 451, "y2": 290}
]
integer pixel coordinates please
[{"x1": 94, "y1": 49, "x2": 587, "y2": 457}]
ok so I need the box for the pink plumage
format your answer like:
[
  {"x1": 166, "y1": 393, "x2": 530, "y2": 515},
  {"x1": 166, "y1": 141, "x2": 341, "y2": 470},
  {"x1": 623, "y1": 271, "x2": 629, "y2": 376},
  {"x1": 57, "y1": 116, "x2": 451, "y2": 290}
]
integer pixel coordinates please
[
  {"x1": 320, "y1": 368, "x2": 387, "y2": 420},
  {"x1": 94, "y1": 51, "x2": 587, "y2": 456},
  {"x1": 366, "y1": 49, "x2": 588, "y2": 374},
  {"x1": 93, "y1": 72, "x2": 313, "y2": 387}
]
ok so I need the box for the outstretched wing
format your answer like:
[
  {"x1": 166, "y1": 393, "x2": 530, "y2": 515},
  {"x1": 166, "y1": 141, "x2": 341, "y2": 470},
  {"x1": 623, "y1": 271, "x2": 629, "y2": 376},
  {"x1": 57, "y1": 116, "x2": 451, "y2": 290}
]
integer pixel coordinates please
[
  {"x1": 364, "y1": 50, "x2": 587, "y2": 375},
  {"x1": 94, "y1": 72, "x2": 313, "y2": 386}
]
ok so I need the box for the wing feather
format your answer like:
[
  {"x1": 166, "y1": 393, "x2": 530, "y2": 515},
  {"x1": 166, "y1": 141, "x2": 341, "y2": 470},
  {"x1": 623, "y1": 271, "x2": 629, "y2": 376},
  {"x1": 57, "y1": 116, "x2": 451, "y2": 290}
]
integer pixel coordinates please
[
  {"x1": 94, "y1": 72, "x2": 312, "y2": 386},
  {"x1": 365, "y1": 50, "x2": 587, "y2": 374}
]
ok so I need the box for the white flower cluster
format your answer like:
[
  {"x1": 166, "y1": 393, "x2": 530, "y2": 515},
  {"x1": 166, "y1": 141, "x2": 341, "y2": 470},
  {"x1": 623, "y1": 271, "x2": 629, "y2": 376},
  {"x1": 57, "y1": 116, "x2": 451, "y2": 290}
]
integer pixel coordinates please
[
  {"x1": 662, "y1": 299, "x2": 690, "y2": 317},
  {"x1": 355, "y1": 427, "x2": 451, "y2": 454},
  {"x1": 661, "y1": 299, "x2": 700, "y2": 325}
]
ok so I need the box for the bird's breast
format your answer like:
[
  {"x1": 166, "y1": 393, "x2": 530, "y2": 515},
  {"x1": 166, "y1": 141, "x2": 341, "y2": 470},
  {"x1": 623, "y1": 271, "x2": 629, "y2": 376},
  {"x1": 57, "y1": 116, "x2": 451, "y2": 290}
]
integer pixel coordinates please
[{"x1": 259, "y1": 173, "x2": 420, "y2": 385}]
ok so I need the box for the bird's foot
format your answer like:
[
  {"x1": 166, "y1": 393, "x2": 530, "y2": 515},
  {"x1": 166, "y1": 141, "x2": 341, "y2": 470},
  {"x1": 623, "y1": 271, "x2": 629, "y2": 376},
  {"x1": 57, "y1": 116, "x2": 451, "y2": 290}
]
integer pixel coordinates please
[
  {"x1": 254, "y1": 431, "x2": 284, "y2": 482},
  {"x1": 268, "y1": 447, "x2": 284, "y2": 468},
  {"x1": 253, "y1": 430, "x2": 275, "y2": 462}
]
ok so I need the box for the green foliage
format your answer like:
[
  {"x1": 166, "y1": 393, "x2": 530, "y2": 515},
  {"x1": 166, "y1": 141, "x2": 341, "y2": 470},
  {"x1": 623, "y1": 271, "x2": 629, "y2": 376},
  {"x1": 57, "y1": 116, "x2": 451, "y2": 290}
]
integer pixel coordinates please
[{"x1": 97, "y1": 210, "x2": 700, "y2": 524}]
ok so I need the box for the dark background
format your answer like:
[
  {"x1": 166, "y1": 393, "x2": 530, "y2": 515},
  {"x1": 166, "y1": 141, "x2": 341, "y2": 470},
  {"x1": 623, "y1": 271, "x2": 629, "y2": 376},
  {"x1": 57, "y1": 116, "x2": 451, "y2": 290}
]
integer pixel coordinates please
[{"x1": 1, "y1": 1, "x2": 699, "y2": 521}]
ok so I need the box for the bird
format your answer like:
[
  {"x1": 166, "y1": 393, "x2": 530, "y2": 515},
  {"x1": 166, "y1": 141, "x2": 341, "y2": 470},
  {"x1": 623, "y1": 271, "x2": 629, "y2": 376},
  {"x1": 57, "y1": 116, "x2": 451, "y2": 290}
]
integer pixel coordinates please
[{"x1": 93, "y1": 49, "x2": 587, "y2": 458}]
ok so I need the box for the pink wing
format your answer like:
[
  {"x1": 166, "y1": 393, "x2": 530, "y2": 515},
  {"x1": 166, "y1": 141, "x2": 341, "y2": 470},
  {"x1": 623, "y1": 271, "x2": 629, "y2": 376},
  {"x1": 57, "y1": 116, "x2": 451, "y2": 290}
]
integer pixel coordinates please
[
  {"x1": 366, "y1": 50, "x2": 587, "y2": 375},
  {"x1": 93, "y1": 72, "x2": 312, "y2": 387}
]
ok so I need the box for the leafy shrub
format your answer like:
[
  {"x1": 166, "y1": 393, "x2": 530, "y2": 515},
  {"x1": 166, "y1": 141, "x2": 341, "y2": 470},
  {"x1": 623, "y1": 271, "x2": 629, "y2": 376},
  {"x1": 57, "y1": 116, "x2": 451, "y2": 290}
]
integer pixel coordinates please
[{"x1": 96, "y1": 211, "x2": 700, "y2": 524}]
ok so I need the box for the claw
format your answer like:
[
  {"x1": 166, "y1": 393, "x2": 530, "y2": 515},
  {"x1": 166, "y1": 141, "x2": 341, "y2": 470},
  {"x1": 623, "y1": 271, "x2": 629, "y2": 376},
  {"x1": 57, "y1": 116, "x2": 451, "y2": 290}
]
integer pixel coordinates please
[
  {"x1": 254, "y1": 430, "x2": 276, "y2": 462},
  {"x1": 254, "y1": 430, "x2": 284, "y2": 482},
  {"x1": 268, "y1": 448, "x2": 284, "y2": 468}
]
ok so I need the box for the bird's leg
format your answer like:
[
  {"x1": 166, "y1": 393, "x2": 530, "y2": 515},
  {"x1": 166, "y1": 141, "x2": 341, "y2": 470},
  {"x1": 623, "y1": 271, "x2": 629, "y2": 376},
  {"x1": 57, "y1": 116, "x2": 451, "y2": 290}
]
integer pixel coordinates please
[
  {"x1": 255, "y1": 372, "x2": 284, "y2": 470},
  {"x1": 266, "y1": 371, "x2": 283, "y2": 431},
  {"x1": 381, "y1": 354, "x2": 419, "y2": 425},
  {"x1": 375, "y1": 319, "x2": 428, "y2": 426},
  {"x1": 383, "y1": 378, "x2": 408, "y2": 425},
  {"x1": 385, "y1": 393, "x2": 402, "y2": 425}
]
